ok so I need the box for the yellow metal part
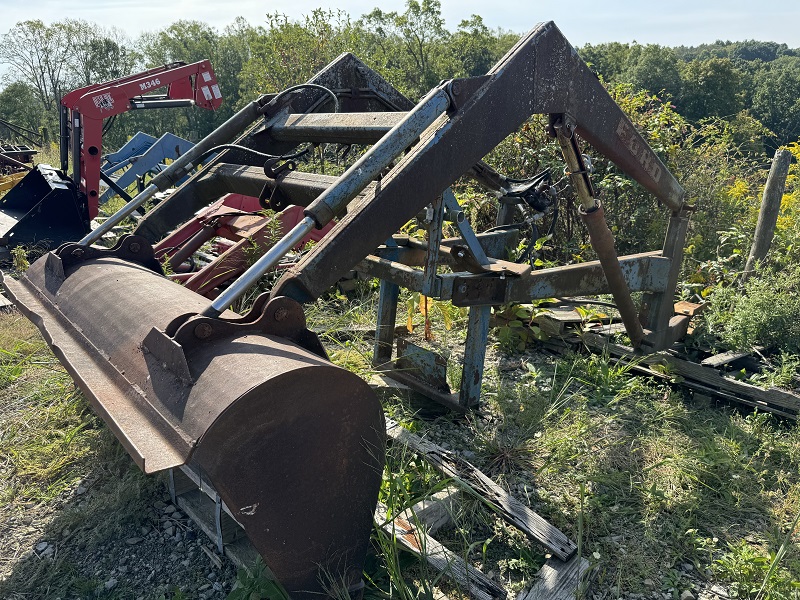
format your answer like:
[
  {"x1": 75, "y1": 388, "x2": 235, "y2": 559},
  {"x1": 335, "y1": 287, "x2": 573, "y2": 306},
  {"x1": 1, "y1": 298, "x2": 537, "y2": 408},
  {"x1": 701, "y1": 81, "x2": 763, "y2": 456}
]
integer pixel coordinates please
[{"x1": 0, "y1": 171, "x2": 26, "y2": 193}]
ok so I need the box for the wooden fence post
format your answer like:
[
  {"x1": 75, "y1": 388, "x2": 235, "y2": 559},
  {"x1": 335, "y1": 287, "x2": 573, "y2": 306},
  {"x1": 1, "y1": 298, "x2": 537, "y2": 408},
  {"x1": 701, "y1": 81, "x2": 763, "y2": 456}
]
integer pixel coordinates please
[{"x1": 743, "y1": 148, "x2": 792, "y2": 280}]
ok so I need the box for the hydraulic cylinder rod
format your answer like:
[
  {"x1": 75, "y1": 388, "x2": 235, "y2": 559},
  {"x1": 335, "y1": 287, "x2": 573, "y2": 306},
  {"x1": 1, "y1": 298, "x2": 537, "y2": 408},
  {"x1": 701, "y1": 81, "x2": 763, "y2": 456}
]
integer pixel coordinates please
[
  {"x1": 201, "y1": 85, "x2": 452, "y2": 318},
  {"x1": 556, "y1": 124, "x2": 645, "y2": 347}
]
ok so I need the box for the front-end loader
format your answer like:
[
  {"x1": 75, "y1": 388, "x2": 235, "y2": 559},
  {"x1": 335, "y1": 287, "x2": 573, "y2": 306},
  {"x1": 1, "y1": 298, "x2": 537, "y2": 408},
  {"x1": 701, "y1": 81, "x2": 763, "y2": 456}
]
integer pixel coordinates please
[
  {"x1": 0, "y1": 60, "x2": 222, "y2": 259},
  {"x1": 3, "y1": 22, "x2": 690, "y2": 597}
]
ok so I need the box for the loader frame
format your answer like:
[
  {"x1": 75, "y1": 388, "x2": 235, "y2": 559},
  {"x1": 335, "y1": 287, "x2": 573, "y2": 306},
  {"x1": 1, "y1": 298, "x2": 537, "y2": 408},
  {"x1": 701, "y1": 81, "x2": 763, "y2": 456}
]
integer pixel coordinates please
[{"x1": 4, "y1": 21, "x2": 692, "y2": 598}]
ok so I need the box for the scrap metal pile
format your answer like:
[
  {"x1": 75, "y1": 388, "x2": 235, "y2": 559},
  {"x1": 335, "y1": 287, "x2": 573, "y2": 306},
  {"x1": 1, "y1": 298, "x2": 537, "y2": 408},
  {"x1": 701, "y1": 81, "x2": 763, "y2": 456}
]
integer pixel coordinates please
[{"x1": 2, "y1": 22, "x2": 690, "y2": 598}]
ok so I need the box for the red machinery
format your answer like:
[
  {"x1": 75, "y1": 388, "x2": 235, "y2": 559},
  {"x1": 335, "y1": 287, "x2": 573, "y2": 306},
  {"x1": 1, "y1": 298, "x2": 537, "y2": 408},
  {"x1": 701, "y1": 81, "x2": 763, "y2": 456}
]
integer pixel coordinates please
[
  {"x1": 0, "y1": 61, "x2": 221, "y2": 257},
  {"x1": 60, "y1": 60, "x2": 222, "y2": 218}
]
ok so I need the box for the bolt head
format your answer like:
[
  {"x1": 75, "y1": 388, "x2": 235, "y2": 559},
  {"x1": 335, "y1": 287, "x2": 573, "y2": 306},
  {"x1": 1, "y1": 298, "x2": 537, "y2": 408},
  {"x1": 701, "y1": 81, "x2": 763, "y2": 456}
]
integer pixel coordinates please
[
  {"x1": 274, "y1": 307, "x2": 289, "y2": 322},
  {"x1": 194, "y1": 322, "x2": 213, "y2": 339},
  {"x1": 128, "y1": 242, "x2": 141, "y2": 253}
]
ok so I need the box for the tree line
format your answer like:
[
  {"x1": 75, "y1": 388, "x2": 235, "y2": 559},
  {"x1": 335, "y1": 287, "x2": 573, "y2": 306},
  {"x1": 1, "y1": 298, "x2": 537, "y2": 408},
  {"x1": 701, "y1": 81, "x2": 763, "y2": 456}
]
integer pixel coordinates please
[
  {"x1": 3, "y1": 2, "x2": 797, "y2": 153},
  {"x1": 1, "y1": 1, "x2": 798, "y2": 269},
  {"x1": 0, "y1": 2, "x2": 518, "y2": 151}
]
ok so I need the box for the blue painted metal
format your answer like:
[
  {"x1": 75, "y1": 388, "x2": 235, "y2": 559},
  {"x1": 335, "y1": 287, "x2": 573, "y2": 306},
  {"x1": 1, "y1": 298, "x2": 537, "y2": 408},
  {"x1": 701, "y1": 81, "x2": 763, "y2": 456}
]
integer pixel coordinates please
[
  {"x1": 395, "y1": 339, "x2": 450, "y2": 393},
  {"x1": 102, "y1": 131, "x2": 156, "y2": 168},
  {"x1": 421, "y1": 194, "x2": 444, "y2": 297},
  {"x1": 100, "y1": 132, "x2": 195, "y2": 203},
  {"x1": 443, "y1": 189, "x2": 488, "y2": 264},
  {"x1": 460, "y1": 305, "x2": 491, "y2": 408}
]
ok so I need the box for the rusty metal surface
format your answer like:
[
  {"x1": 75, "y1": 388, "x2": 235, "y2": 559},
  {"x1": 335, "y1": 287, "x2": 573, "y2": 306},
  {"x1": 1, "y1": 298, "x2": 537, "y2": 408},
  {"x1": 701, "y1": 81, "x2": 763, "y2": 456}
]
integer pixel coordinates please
[
  {"x1": 270, "y1": 111, "x2": 404, "y2": 144},
  {"x1": 135, "y1": 53, "x2": 414, "y2": 243},
  {"x1": 2, "y1": 254, "x2": 385, "y2": 599},
  {"x1": 272, "y1": 22, "x2": 685, "y2": 304},
  {"x1": 395, "y1": 339, "x2": 450, "y2": 393},
  {"x1": 639, "y1": 212, "x2": 690, "y2": 349},
  {"x1": 448, "y1": 252, "x2": 669, "y2": 306},
  {"x1": 580, "y1": 204, "x2": 644, "y2": 347}
]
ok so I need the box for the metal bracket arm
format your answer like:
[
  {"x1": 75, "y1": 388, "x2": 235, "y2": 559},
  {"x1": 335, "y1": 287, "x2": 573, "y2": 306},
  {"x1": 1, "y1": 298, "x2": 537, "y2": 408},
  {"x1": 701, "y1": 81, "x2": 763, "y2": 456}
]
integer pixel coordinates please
[{"x1": 272, "y1": 22, "x2": 686, "y2": 305}]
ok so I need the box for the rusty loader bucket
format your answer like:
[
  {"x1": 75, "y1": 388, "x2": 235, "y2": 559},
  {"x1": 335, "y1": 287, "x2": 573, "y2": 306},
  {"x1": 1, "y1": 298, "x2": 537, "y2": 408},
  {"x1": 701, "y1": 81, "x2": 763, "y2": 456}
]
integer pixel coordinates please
[
  {"x1": 0, "y1": 68, "x2": 450, "y2": 595},
  {"x1": 2, "y1": 238, "x2": 384, "y2": 598},
  {"x1": 3, "y1": 21, "x2": 694, "y2": 595}
]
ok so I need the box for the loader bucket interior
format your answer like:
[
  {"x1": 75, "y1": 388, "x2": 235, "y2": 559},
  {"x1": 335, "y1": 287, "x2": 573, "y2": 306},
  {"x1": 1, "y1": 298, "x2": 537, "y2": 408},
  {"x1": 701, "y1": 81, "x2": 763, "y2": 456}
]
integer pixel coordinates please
[{"x1": 0, "y1": 164, "x2": 89, "y2": 258}]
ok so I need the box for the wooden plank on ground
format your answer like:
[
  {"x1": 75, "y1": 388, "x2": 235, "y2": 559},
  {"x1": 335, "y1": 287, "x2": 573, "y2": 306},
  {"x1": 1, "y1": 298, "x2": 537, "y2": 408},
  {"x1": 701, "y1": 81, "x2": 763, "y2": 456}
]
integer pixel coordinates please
[
  {"x1": 518, "y1": 555, "x2": 591, "y2": 600},
  {"x1": 401, "y1": 487, "x2": 460, "y2": 535},
  {"x1": 534, "y1": 308, "x2": 582, "y2": 336},
  {"x1": 673, "y1": 301, "x2": 705, "y2": 317},
  {"x1": 701, "y1": 347, "x2": 764, "y2": 368},
  {"x1": 591, "y1": 322, "x2": 626, "y2": 335},
  {"x1": 0, "y1": 292, "x2": 13, "y2": 312},
  {"x1": 581, "y1": 333, "x2": 800, "y2": 418},
  {"x1": 385, "y1": 418, "x2": 577, "y2": 561},
  {"x1": 375, "y1": 502, "x2": 506, "y2": 600}
]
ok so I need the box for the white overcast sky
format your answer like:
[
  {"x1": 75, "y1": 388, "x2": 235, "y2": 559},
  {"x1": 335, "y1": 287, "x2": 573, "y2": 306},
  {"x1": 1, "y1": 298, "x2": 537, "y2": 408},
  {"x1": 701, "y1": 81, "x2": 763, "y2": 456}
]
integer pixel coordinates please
[{"x1": 2, "y1": 0, "x2": 799, "y2": 48}]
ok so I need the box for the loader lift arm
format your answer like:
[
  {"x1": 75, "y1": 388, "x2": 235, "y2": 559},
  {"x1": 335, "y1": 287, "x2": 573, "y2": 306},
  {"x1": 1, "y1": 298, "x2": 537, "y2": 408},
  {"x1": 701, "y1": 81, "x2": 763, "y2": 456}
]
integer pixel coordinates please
[
  {"x1": 270, "y1": 21, "x2": 686, "y2": 307},
  {"x1": 60, "y1": 60, "x2": 222, "y2": 219}
]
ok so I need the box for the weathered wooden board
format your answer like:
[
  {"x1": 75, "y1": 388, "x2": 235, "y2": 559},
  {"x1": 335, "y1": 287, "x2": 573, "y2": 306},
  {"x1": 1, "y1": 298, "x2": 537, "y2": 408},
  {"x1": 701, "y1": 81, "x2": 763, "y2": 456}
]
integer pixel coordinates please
[
  {"x1": 518, "y1": 555, "x2": 591, "y2": 600},
  {"x1": 385, "y1": 418, "x2": 577, "y2": 561},
  {"x1": 400, "y1": 487, "x2": 460, "y2": 535},
  {"x1": 0, "y1": 292, "x2": 13, "y2": 312},
  {"x1": 376, "y1": 502, "x2": 507, "y2": 600},
  {"x1": 700, "y1": 346, "x2": 765, "y2": 368},
  {"x1": 580, "y1": 333, "x2": 800, "y2": 418},
  {"x1": 591, "y1": 322, "x2": 627, "y2": 335},
  {"x1": 534, "y1": 308, "x2": 583, "y2": 336}
]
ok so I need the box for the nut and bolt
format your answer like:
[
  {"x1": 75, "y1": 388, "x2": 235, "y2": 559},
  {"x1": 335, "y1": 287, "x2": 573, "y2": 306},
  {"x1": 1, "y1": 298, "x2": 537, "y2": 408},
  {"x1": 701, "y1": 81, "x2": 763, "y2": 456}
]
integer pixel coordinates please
[
  {"x1": 273, "y1": 307, "x2": 289, "y2": 322},
  {"x1": 194, "y1": 323, "x2": 213, "y2": 339},
  {"x1": 128, "y1": 242, "x2": 141, "y2": 253}
]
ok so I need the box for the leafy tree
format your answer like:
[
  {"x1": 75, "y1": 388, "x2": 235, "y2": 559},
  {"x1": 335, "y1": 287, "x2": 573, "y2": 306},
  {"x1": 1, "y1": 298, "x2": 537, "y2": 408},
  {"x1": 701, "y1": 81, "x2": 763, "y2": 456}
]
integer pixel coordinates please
[
  {"x1": 625, "y1": 44, "x2": 682, "y2": 98},
  {"x1": 750, "y1": 56, "x2": 800, "y2": 147},
  {"x1": 448, "y1": 15, "x2": 495, "y2": 77},
  {"x1": 730, "y1": 40, "x2": 789, "y2": 62},
  {"x1": 678, "y1": 57, "x2": 744, "y2": 120},
  {"x1": 0, "y1": 20, "x2": 73, "y2": 112},
  {"x1": 360, "y1": 0, "x2": 451, "y2": 98},
  {"x1": 240, "y1": 10, "x2": 363, "y2": 98},
  {"x1": 63, "y1": 20, "x2": 138, "y2": 87},
  {"x1": 215, "y1": 17, "x2": 259, "y2": 110},
  {"x1": 134, "y1": 20, "x2": 226, "y2": 141},
  {"x1": 580, "y1": 42, "x2": 631, "y2": 81},
  {"x1": 0, "y1": 81, "x2": 44, "y2": 136}
]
